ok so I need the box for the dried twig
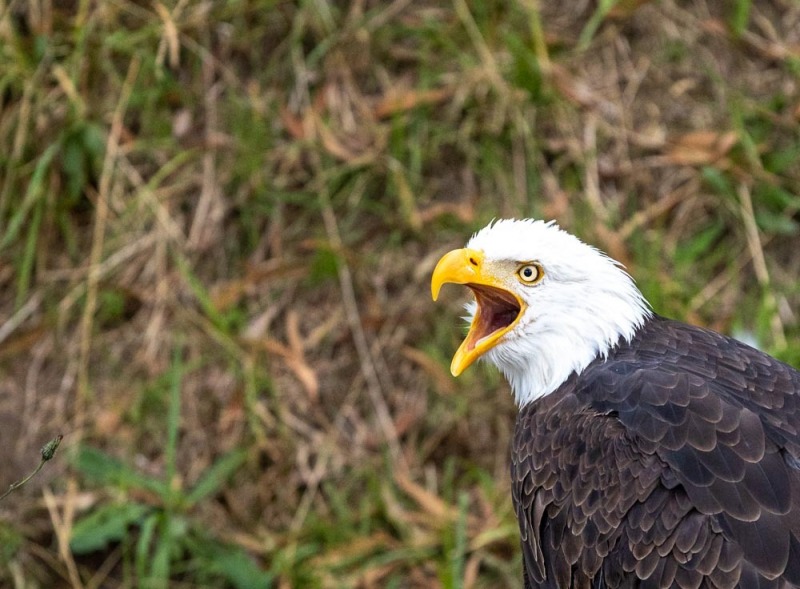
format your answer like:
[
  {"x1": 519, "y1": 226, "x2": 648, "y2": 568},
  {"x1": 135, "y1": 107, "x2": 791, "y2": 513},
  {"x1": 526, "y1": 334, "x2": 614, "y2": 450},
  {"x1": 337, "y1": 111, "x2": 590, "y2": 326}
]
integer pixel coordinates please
[
  {"x1": 453, "y1": 0, "x2": 507, "y2": 97},
  {"x1": 43, "y1": 481, "x2": 84, "y2": 589},
  {"x1": 77, "y1": 56, "x2": 140, "y2": 410},
  {"x1": 319, "y1": 192, "x2": 407, "y2": 472},
  {"x1": 0, "y1": 291, "x2": 42, "y2": 345},
  {"x1": 618, "y1": 182, "x2": 697, "y2": 240},
  {"x1": 738, "y1": 183, "x2": 786, "y2": 349},
  {"x1": 0, "y1": 434, "x2": 62, "y2": 502},
  {"x1": 582, "y1": 114, "x2": 608, "y2": 222},
  {"x1": 188, "y1": 50, "x2": 224, "y2": 250}
]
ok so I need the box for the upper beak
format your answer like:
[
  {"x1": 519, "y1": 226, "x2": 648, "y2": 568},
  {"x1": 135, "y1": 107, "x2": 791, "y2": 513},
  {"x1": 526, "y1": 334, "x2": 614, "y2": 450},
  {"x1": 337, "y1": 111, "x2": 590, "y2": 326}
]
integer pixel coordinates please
[
  {"x1": 431, "y1": 248, "x2": 484, "y2": 301},
  {"x1": 431, "y1": 248, "x2": 525, "y2": 376}
]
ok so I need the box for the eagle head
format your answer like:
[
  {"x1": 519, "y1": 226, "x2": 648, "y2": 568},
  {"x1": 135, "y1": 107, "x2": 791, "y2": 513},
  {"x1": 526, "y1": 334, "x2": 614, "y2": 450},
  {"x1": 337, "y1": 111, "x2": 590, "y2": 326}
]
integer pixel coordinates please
[{"x1": 431, "y1": 219, "x2": 651, "y2": 405}]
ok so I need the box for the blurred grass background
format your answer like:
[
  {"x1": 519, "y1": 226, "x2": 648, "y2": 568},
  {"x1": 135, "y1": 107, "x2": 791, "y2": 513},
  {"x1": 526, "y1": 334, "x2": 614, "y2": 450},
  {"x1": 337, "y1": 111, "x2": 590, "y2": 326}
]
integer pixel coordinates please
[{"x1": 0, "y1": 0, "x2": 799, "y2": 587}]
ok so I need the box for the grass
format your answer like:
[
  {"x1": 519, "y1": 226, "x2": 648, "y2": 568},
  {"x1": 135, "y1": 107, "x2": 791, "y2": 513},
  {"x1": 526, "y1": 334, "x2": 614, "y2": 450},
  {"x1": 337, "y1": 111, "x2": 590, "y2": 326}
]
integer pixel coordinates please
[
  {"x1": 68, "y1": 349, "x2": 254, "y2": 588},
  {"x1": 0, "y1": 0, "x2": 799, "y2": 587}
]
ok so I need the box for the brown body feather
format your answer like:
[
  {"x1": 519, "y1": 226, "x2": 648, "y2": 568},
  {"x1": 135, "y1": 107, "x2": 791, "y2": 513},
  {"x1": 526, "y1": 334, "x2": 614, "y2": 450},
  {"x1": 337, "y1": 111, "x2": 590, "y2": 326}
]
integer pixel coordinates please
[{"x1": 512, "y1": 315, "x2": 800, "y2": 588}]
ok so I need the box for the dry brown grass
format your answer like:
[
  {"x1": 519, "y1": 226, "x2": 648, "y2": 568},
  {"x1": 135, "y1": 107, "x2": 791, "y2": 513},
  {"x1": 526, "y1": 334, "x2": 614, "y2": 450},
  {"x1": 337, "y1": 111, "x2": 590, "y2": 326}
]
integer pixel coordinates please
[{"x1": 0, "y1": 0, "x2": 799, "y2": 587}]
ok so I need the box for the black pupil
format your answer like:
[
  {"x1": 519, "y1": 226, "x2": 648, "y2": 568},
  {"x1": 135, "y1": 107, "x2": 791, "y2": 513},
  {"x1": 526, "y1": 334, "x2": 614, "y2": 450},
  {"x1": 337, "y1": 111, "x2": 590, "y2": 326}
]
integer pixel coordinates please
[{"x1": 524, "y1": 267, "x2": 534, "y2": 278}]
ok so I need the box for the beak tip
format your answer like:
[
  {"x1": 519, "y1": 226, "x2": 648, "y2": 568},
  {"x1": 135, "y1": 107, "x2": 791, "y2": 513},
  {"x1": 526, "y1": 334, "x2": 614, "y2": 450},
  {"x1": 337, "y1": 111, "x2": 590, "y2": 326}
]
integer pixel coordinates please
[{"x1": 431, "y1": 248, "x2": 486, "y2": 378}]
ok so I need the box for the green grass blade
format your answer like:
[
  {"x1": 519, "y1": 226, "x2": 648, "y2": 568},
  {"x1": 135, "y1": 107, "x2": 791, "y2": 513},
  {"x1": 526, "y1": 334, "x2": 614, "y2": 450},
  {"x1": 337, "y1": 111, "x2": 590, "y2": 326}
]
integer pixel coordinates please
[
  {"x1": 577, "y1": 0, "x2": 620, "y2": 50},
  {"x1": 70, "y1": 502, "x2": 151, "y2": 554},
  {"x1": 74, "y1": 446, "x2": 168, "y2": 497},
  {"x1": 147, "y1": 515, "x2": 173, "y2": 588},
  {"x1": 165, "y1": 343, "x2": 183, "y2": 509},
  {"x1": 186, "y1": 449, "x2": 248, "y2": 506},
  {"x1": 188, "y1": 536, "x2": 274, "y2": 589},
  {"x1": 15, "y1": 189, "x2": 44, "y2": 310},
  {"x1": 730, "y1": 0, "x2": 752, "y2": 37},
  {"x1": 449, "y1": 492, "x2": 470, "y2": 589},
  {"x1": 0, "y1": 142, "x2": 59, "y2": 252},
  {"x1": 173, "y1": 252, "x2": 227, "y2": 329},
  {"x1": 135, "y1": 513, "x2": 158, "y2": 583}
]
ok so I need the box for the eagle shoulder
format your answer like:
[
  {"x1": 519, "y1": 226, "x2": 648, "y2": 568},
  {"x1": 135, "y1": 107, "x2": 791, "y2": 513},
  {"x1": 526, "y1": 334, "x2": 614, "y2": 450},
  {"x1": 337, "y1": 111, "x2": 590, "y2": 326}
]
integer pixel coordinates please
[{"x1": 512, "y1": 316, "x2": 800, "y2": 587}]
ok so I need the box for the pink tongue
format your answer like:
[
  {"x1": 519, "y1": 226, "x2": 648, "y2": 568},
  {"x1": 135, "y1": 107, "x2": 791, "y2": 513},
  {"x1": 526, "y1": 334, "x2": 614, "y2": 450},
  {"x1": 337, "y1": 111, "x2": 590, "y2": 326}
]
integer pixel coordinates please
[
  {"x1": 466, "y1": 287, "x2": 520, "y2": 352},
  {"x1": 489, "y1": 307, "x2": 518, "y2": 332}
]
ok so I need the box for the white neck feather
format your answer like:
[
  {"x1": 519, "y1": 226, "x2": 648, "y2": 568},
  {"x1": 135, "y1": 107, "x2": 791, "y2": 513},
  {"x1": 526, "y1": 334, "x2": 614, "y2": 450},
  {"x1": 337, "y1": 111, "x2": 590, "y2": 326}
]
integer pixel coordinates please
[{"x1": 482, "y1": 286, "x2": 651, "y2": 406}]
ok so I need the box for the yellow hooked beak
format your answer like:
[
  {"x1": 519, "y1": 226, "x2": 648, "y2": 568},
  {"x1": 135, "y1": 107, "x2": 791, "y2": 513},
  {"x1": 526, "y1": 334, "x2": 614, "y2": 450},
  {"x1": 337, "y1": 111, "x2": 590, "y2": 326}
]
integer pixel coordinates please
[{"x1": 431, "y1": 249, "x2": 525, "y2": 376}]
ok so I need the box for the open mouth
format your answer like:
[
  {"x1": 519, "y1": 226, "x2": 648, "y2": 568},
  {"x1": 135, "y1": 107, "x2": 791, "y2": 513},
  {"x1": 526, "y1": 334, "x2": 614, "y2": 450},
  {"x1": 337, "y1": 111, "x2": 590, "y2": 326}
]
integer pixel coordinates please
[
  {"x1": 465, "y1": 283, "x2": 523, "y2": 351},
  {"x1": 430, "y1": 247, "x2": 526, "y2": 376}
]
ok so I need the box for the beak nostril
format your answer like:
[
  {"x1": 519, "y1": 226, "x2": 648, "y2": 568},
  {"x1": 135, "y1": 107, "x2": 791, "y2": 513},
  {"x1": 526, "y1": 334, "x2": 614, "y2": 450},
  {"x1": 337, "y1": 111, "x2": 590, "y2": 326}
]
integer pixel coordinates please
[{"x1": 469, "y1": 257, "x2": 478, "y2": 266}]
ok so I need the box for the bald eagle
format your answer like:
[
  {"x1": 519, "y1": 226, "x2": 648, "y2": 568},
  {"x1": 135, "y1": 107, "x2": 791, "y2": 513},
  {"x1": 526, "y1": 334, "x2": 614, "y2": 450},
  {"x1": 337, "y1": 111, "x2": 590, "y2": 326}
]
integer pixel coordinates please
[{"x1": 431, "y1": 219, "x2": 800, "y2": 588}]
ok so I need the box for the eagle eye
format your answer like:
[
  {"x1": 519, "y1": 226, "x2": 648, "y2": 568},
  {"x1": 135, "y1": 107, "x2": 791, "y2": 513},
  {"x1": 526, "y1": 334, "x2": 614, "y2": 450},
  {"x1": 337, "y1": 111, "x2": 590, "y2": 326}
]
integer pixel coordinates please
[{"x1": 517, "y1": 263, "x2": 543, "y2": 285}]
